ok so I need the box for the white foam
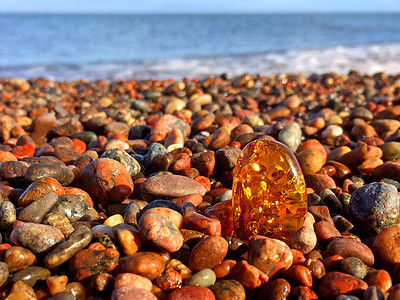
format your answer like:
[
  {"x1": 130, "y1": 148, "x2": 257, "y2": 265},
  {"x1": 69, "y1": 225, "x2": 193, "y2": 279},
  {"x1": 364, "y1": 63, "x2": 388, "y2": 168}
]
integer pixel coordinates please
[{"x1": 1, "y1": 42, "x2": 400, "y2": 80}]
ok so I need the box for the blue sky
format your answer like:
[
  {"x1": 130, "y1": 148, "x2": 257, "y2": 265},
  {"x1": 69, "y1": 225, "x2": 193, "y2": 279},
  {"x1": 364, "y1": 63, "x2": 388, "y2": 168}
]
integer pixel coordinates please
[{"x1": 1, "y1": 0, "x2": 400, "y2": 13}]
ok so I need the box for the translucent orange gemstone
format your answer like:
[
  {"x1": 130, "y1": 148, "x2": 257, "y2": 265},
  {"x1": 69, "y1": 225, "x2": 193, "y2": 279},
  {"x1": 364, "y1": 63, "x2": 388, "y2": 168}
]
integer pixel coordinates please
[{"x1": 232, "y1": 139, "x2": 307, "y2": 241}]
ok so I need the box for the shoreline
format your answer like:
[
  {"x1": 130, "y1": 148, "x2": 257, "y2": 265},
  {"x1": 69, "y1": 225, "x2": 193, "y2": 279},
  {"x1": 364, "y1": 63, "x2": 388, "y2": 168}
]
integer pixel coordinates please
[{"x1": 0, "y1": 72, "x2": 400, "y2": 298}]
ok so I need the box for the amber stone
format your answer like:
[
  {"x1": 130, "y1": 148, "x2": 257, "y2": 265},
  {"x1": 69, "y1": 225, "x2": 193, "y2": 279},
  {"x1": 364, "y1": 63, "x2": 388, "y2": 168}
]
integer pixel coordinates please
[{"x1": 232, "y1": 139, "x2": 307, "y2": 241}]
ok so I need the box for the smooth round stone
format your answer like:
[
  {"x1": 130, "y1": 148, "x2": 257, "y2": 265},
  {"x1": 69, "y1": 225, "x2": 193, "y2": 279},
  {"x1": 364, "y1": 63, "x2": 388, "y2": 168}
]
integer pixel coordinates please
[
  {"x1": 114, "y1": 224, "x2": 142, "y2": 256},
  {"x1": 150, "y1": 114, "x2": 191, "y2": 142},
  {"x1": 10, "y1": 223, "x2": 64, "y2": 255},
  {"x1": 278, "y1": 123, "x2": 302, "y2": 152},
  {"x1": 208, "y1": 128, "x2": 230, "y2": 150},
  {"x1": 50, "y1": 194, "x2": 98, "y2": 223},
  {"x1": 144, "y1": 142, "x2": 168, "y2": 167},
  {"x1": 340, "y1": 257, "x2": 367, "y2": 279},
  {"x1": 248, "y1": 235, "x2": 293, "y2": 277},
  {"x1": 347, "y1": 182, "x2": 399, "y2": 234},
  {"x1": 101, "y1": 148, "x2": 141, "y2": 177},
  {"x1": 72, "y1": 131, "x2": 98, "y2": 144},
  {"x1": 123, "y1": 200, "x2": 140, "y2": 227},
  {"x1": 0, "y1": 262, "x2": 9, "y2": 288},
  {"x1": 141, "y1": 207, "x2": 183, "y2": 229},
  {"x1": 319, "y1": 189, "x2": 343, "y2": 214},
  {"x1": 232, "y1": 139, "x2": 307, "y2": 241},
  {"x1": 25, "y1": 163, "x2": 74, "y2": 186},
  {"x1": 188, "y1": 236, "x2": 229, "y2": 272},
  {"x1": 64, "y1": 282, "x2": 85, "y2": 300},
  {"x1": 141, "y1": 174, "x2": 206, "y2": 202},
  {"x1": 326, "y1": 238, "x2": 374, "y2": 266},
  {"x1": 103, "y1": 214, "x2": 124, "y2": 227},
  {"x1": 319, "y1": 272, "x2": 367, "y2": 299},
  {"x1": 0, "y1": 201, "x2": 16, "y2": 229},
  {"x1": 114, "y1": 273, "x2": 153, "y2": 291},
  {"x1": 9, "y1": 266, "x2": 50, "y2": 286},
  {"x1": 18, "y1": 177, "x2": 64, "y2": 207},
  {"x1": 44, "y1": 225, "x2": 92, "y2": 269},
  {"x1": 288, "y1": 226, "x2": 317, "y2": 254},
  {"x1": 209, "y1": 279, "x2": 245, "y2": 300},
  {"x1": 4, "y1": 246, "x2": 37, "y2": 272},
  {"x1": 373, "y1": 227, "x2": 400, "y2": 264},
  {"x1": 296, "y1": 149, "x2": 325, "y2": 175},
  {"x1": 69, "y1": 248, "x2": 119, "y2": 281},
  {"x1": 379, "y1": 142, "x2": 400, "y2": 161},
  {"x1": 139, "y1": 213, "x2": 183, "y2": 252},
  {"x1": 111, "y1": 285, "x2": 157, "y2": 300},
  {"x1": 116, "y1": 252, "x2": 165, "y2": 280},
  {"x1": 81, "y1": 158, "x2": 134, "y2": 205},
  {"x1": 187, "y1": 269, "x2": 216, "y2": 287},
  {"x1": 168, "y1": 286, "x2": 216, "y2": 300},
  {"x1": 17, "y1": 192, "x2": 59, "y2": 223},
  {"x1": 257, "y1": 278, "x2": 290, "y2": 300}
]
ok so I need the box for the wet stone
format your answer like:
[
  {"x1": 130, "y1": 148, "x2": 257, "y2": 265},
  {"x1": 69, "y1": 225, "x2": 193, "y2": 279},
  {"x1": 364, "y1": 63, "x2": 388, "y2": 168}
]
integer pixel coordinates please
[
  {"x1": 44, "y1": 225, "x2": 92, "y2": 269},
  {"x1": 9, "y1": 266, "x2": 50, "y2": 287},
  {"x1": 43, "y1": 212, "x2": 75, "y2": 237},
  {"x1": 257, "y1": 278, "x2": 290, "y2": 300},
  {"x1": 123, "y1": 200, "x2": 140, "y2": 227},
  {"x1": 50, "y1": 194, "x2": 98, "y2": 223},
  {"x1": 340, "y1": 257, "x2": 368, "y2": 279},
  {"x1": 116, "y1": 251, "x2": 165, "y2": 280},
  {"x1": 209, "y1": 279, "x2": 245, "y2": 300},
  {"x1": 232, "y1": 139, "x2": 307, "y2": 241},
  {"x1": 186, "y1": 268, "x2": 216, "y2": 287},
  {"x1": 101, "y1": 148, "x2": 141, "y2": 177},
  {"x1": 17, "y1": 191, "x2": 59, "y2": 223},
  {"x1": 10, "y1": 223, "x2": 64, "y2": 255},
  {"x1": 18, "y1": 177, "x2": 64, "y2": 207},
  {"x1": 69, "y1": 248, "x2": 119, "y2": 281},
  {"x1": 0, "y1": 161, "x2": 30, "y2": 186},
  {"x1": 4, "y1": 246, "x2": 37, "y2": 272},
  {"x1": 25, "y1": 163, "x2": 74, "y2": 186}
]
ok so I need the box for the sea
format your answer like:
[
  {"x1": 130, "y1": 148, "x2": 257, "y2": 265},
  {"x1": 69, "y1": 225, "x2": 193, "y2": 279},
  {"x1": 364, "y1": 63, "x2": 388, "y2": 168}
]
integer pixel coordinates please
[{"x1": 1, "y1": 13, "x2": 400, "y2": 80}]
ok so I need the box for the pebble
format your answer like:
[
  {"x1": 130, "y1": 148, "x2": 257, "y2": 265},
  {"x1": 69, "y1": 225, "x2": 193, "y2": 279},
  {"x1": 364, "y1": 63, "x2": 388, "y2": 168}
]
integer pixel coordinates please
[
  {"x1": 9, "y1": 266, "x2": 51, "y2": 286},
  {"x1": 139, "y1": 213, "x2": 184, "y2": 252},
  {"x1": 209, "y1": 279, "x2": 245, "y2": 300},
  {"x1": 347, "y1": 182, "x2": 399, "y2": 234},
  {"x1": 0, "y1": 262, "x2": 8, "y2": 288},
  {"x1": 101, "y1": 148, "x2": 141, "y2": 177},
  {"x1": 25, "y1": 163, "x2": 74, "y2": 186},
  {"x1": 314, "y1": 220, "x2": 341, "y2": 244},
  {"x1": 114, "y1": 223, "x2": 142, "y2": 255},
  {"x1": 186, "y1": 269, "x2": 216, "y2": 287},
  {"x1": 248, "y1": 235, "x2": 293, "y2": 277},
  {"x1": 43, "y1": 225, "x2": 92, "y2": 269},
  {"x1": 81, "y1": 158, "x2": 134, "y2": 205},
  {"x1": 141, "y1": 174, "x2": 206, "y2": 201},
  {"x1": 47, "y1": 275, "x2": 68, "y2": 295},
  {"x1": 116, "y1": 251, "x2": 165, "y2": 280},
  {"x1": 340, "y1": 257, "x2": 368, "y2": 279},
  {"x1": 4, "y1": 246, "x2": 37, "y2": 272},
  {"x1": 288, "y1": 225, "x2": 317, "y2": 254},
  {"x1": 18, "y1": 177, "x2": 64, "y2": 207},
  {"x1": 168, "y1": 286, "x2": 216, "y2": 300},
  {"x1": 326, "y1": 238, "x2": 374, "y2": 266},
  {"x1": 7, "y1": 280, "x2": 37, "y2": 300},
  {"x1": 184, "y1": 211, "x2": 222, "y2": 236},
  {"x1": 278, "y1": 123, "x2": 302, "y2": 152},
  {"x1": 215, "y1": 147, "x2": 241, "y2": 169},
  {"x1": 257, "y1": 278, "x2": 290, "y2": 300},
  {"x1": 230, "y1": 260, "x2": 269, "y2": 290},
  {"x1": 188, "y1": 236, "x2": 228, "y2": 272},
  {"x1": 364, "y1": 286, "x2": 385, "y2": 300},
  {"x1": 17, "y1": 191, "x2": 59, "y2": 223},
  {"x1": 191, "y1": 151, "x2": 215, "y2": 177},
  {"x1": 319, "y1": 271, "x2": 368, "y2": 299},
  {"x1": 69, "y1": 248, "x2": 119, "y2": 281},
  {"x1": 111, "y1": 285, "x2": 157, "y2": 300},
  {"x1": 114, "y1": 273, "x2": 153, "y2": 291},
  {"x1": 50, "y1": 194, "x2": 98, "y2": 223},
  {"x1": 296, "y1": 149, "x2": 325, "y2": 175},
  {"x1": 0, "y1": 200, "x2": 16, "y2": 229},
  {"x1": 373, "y1": 226, "x2": 400, "y2": 264},
  {"x1": 10, "y1": 223, "x2": 64, "y2": 255}
]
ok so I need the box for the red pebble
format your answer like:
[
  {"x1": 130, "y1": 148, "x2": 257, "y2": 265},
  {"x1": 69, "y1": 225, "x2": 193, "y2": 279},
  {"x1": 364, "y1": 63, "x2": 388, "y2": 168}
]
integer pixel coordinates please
[
  {"x1": 184, "y1": 211, "x2": 221, "y2": 236},
  {"x1": 72, "y1": 139, "x2": 86, "y2": 154},
  {"x1": 204, "y1": 200, "x2": 234, "y2": 237},
  {"x1": 168, "y1": 286, "x2": 215, "y2": 300}
]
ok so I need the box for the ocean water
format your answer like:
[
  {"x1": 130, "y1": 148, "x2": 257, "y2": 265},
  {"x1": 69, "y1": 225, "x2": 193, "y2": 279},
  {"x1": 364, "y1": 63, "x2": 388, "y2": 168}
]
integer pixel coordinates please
[{"x1": 1, "y1": 13, "x2": 400, "y2": 80}]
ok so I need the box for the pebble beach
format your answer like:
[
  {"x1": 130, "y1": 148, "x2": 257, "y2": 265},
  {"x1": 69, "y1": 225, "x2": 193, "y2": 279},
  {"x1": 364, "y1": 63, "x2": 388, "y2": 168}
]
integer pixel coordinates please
[{"x1": 1, "y1": 72, "x2": 400, "y2": 299}]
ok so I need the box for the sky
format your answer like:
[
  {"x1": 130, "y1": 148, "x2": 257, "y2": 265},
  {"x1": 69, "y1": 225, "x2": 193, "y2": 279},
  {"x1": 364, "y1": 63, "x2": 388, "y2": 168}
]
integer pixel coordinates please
[{"x1": 1, "y1": 0, "x2": 400, "y2": 14}]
